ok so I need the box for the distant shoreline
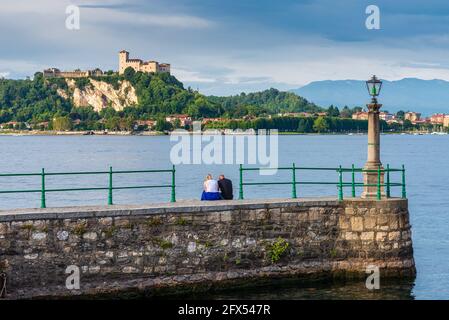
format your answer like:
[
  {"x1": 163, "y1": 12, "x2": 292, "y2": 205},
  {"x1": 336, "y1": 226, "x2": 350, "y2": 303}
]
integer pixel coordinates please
[
  {"x1": 0, "y1": 130, "x2": 444, "y2": 136},
  {"x1": 0, "y1": 130, "x2": 165, "y2": 136}
]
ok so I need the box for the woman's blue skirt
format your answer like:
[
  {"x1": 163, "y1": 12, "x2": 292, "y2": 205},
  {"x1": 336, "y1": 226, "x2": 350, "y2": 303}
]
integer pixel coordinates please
[{"x1": 201, "y1": 191, "x2": 222, "y2": 201}]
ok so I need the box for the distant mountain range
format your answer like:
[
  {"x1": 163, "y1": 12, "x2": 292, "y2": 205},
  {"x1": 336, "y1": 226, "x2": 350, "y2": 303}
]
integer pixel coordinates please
[{"x1": 291, "y1": 78, "x2": 449, "y2": 115}]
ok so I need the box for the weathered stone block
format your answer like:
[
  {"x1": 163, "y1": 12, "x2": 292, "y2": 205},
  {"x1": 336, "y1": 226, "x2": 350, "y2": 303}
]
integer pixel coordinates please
[
  {"x1": 83, "y1": 232, "x2": 98, "y2": 241},
  {"x1": 220, "y1": 211, "x2": 233, "y2": 222},
  {"x1": 206, "y1": 212, "x2": 221, "y2": 223},
  {"x1": 388, "y1": 231, "x2": 401, "y2": 241},
  {"x1": 350, "y1": 217, "x2": 364, "y2": 232},
  {"x1": 338, "y1": 216, "x2": 350, "y2": 230},
  {"x1": 363, "y1": 216, "x2": 377, "y2": 230},
  {"x1": 388, "y1": 217, "x2": 399, "y2": 230},
  {"x1": 344, "y1": 232, "x2": 358, "y2": 241},
  {"x1": 377, "y1": 215, "x2": 389, "y2": 225},
  {"x1": 376, "y1": 232, "x2": 388, "y2": 241},
  {"x1": 308, "y1": 209, "x2": 323, "y2": 221},
  {"x1": 0, "y1": 223, "x2": 8, "y2": 235},
  {"x1": 361, "y1": 232, "x2": 375, "y2": 241},
  {"x1": 122, "y1": 266, "x2": 139, "y2": 273},
  {"x1": 98, "y1": 217, "x2": 113, "y2": 226},
  {"x1": 31, "y1": 232, "x2": 47, "y2": 241}
]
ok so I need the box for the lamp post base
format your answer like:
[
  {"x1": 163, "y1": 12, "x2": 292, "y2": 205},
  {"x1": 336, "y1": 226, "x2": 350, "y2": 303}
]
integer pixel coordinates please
[{"x1": 361, "y1": 163, "x2": 385, "y2": 199}]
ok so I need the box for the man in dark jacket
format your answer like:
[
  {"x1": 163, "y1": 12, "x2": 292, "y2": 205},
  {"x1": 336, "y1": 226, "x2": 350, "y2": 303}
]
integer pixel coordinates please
[{"x1": 218, "y1": 175, "x2": 233, "y2": 200}]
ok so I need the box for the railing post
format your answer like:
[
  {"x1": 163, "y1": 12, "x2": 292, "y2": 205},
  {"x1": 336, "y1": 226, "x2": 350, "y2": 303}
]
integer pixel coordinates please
[
  {"x1": 41, "y1": 168, "x2": 46, "y2": 209},
  {"x1": 386, "y1": 164, "x2": 391, "y2": 198},
  {"x1": 377, "y1": 165, "x2": 381, "y2": 200},
  {"x1": 239, "y1": 164, "x2": 244, "y2": 200},
  {"x1": 351, "y1": 164, "x2": 356, "y2": 198},
  {"x1": 171, "y1": 165, "x2": 176, "y2": 203},
  {"x1": 338, "y1": 165, "x2": 343, "y2": 201},
  {"x1": 108, "y1": 166, "x2": 113, "y2": 205},
  {"x1": 401, "y1": 164, "x2": 407, "y2": 199},
  {"x1": 292, "y1": 163, "x2": 297, "y2": 199}
]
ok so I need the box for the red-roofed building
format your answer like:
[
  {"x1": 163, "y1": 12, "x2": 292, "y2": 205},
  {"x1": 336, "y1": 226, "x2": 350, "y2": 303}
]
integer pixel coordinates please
[
  {"x1": 165, "y1": 114, "x2": 192, "y2": 126},
  {"x1": 430, "y1": 114, "x2": 445, "y2": 124},
  {"x1": 352, "y1": 112, "x2": 369, "y2": 120}
]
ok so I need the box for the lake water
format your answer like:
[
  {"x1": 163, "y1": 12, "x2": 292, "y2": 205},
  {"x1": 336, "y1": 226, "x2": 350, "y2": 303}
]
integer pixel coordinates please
[{"x1": 0, "y1": 134, "x2": 448, "y2": 299}]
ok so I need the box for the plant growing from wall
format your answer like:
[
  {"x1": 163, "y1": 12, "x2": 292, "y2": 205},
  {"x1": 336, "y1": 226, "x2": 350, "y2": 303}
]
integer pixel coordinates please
[
  {"x1": 21, "y1": 223, "x2": 36, "y2": 232},
  {"x1": 175, "y1": 217, "x2": 189, "y2": 226},
  {"x1": 104, "y1": 226, "x2": 117, "y2": 238},
  {"x1": 329, "y1": 248, "x2": 338, "y2": 259},
  {"x1": 267, "y1": 237, "x2": 289, "y2": 264},
  {"x1": 73, "y1": 222, "x2": 87, "y2": 236},
  {"x1": 146, "y1": 217, "x2": 162, "y2": 227},
  {"x1": 152, "y1": 237, "x2": 173, "y2": 250}
]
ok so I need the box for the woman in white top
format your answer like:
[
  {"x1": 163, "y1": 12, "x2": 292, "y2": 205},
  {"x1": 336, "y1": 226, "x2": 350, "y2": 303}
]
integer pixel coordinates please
[{"x1": 201, "y1": 174, "x2": 221, "y2": 200}]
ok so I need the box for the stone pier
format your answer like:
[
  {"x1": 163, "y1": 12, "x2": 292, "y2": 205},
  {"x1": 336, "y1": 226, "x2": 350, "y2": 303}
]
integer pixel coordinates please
[{"x1": 0, "y1": 198, "x2": 415, "y2": 299}]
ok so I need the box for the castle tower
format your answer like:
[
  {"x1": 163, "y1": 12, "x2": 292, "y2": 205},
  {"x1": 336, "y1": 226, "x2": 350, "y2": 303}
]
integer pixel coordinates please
[{"x1": 119, "y1": 50, "x2": 129, "y2": 75}]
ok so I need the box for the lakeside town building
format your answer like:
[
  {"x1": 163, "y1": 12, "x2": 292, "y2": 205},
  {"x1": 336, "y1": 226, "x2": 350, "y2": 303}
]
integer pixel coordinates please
[
  {"x1": 352, "y1": 112, "x2": 369, "y2": 121},
  {"x1": 429, "y1": 113, "x2": 446, "y2": 124},
  {"x1": 165, "y1": 114, "x2": 192, "y2": 127},
  {"x1": 404, "y1": 112, "x2": 421, "y2": 122}
]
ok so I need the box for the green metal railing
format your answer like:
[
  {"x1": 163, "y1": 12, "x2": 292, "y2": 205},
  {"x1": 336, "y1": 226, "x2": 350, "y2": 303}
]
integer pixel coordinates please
[
  {"x1": 0, "y1": 166, "x2": 176, "y2": 208},
  {"x1": 238, "y1": 164, "x2": 406, "y2": 201}
]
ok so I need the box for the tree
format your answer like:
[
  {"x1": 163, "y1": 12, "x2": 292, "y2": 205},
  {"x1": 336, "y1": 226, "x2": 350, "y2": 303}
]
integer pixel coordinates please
[
  {"x1": 313, "y1": 116, "x2": 329, "y2": 133},
  {"x1": 123, "y1": 67, "x2": 136, "y2": 81},
  {"x1": 396, "y1": 110, "x2": 405, "y2": 120},
  {"x1": 327, "y1": 105, "x2": 340, "y2": 117},
  {"x1": 52, "y1": 116, "x2": 72, "y2": 131},
  {"x1": 297, "y1": 118, "x2": 313, "y2": 133},
  {"x1": 154, "y1": 116, "x2": 173, "y2": 132},
  {"x1": 173, "y1": 118, "x2": 182, "y2": 129},
  {"x1": 340, "y1": 106, "x2": 352, "y2": 118},
  {"x1": 105, "y1": 116, "x2": 121, "y2": 131}
]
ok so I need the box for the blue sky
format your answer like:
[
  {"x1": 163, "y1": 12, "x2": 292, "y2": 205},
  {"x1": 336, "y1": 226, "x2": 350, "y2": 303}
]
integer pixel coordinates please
[{"x1": 2, "y1": 0, "x2": 449, "y2": 95}]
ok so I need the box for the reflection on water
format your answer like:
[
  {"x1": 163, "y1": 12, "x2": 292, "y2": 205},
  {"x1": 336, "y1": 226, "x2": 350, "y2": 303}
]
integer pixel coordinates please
[{"x1": 164, "y1": 278, "x2": 415, "y2": 300}]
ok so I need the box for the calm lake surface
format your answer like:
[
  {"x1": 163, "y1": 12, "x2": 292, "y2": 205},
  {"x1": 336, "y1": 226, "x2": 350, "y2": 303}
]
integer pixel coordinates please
[{"x1": 0, "y1": 134, "x2": 448, "y2": 299}]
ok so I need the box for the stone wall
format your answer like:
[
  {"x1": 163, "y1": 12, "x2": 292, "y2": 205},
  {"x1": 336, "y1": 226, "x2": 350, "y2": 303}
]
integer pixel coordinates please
[{"x1": 0, "y1": 198, "x2": 415, "y2": 299}]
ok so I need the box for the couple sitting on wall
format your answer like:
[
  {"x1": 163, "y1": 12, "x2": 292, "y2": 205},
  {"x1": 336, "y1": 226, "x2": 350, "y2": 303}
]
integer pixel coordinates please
[{"x1": 201, "y1": 174, "x2": 233, "y2": 201}]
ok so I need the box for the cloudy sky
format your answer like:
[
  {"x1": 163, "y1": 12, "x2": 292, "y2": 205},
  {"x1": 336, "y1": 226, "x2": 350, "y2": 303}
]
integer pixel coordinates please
[{"x1": 2, "y1": 0, "x2": 449, "y2": 95}]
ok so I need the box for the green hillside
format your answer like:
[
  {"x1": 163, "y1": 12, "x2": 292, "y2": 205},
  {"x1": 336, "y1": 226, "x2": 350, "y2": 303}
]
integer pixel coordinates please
[{"x1": 0, "y1": 68, "x2": 322, "y2": 129}]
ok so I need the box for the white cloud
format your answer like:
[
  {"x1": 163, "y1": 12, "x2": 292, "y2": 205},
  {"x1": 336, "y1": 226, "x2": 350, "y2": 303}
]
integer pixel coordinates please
[
  {"x1": 172, "y1": 68, "x2": 216, "y2": 83},
  {"x1": 0, "y1": 59, "x2": 46, "y2": 77},
  {"x1": 83, "y1": 8, "x2": 213, "y2": 28}
]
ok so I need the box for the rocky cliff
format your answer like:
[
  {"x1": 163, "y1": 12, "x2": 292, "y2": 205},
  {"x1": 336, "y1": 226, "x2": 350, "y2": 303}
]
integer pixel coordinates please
[{"x1": 57, "y1": 78, "x2": 138, "y2": 112}]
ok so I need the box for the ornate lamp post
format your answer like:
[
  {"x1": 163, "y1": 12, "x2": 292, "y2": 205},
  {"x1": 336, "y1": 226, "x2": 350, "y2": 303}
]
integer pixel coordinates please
[{"x1": 361, "y1": 75, "x2": 384, "y2": 198}]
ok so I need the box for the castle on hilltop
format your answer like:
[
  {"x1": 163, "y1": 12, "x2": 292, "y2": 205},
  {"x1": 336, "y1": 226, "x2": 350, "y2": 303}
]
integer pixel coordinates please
[
  {"x1": 42, "y1": 50, "x2": 171, "y2": 79},
  {"x1": 119, "y1": 50, "x2": 170, "y2": 75}
]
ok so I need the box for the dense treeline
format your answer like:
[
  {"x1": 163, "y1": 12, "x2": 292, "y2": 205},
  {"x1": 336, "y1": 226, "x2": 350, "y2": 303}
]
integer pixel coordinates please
[
  {"x1": 0, "y1": 73, "x2": 72, "y2": 123},
  {"x1": 208, "y1": 88, "x2": 323, "y2": 117},
  {"x1": 204, "y1": 116, "x2": 372, "y2": 133}
]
